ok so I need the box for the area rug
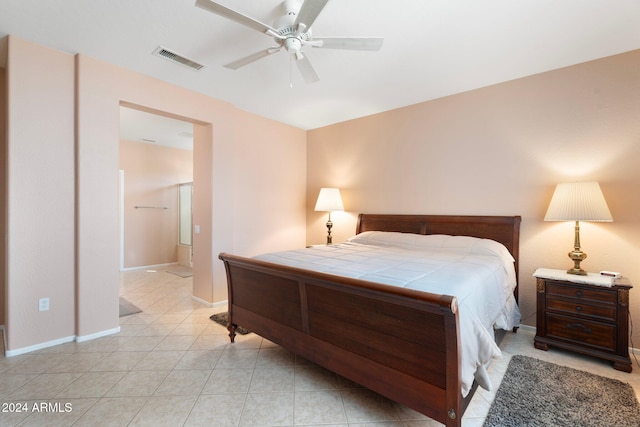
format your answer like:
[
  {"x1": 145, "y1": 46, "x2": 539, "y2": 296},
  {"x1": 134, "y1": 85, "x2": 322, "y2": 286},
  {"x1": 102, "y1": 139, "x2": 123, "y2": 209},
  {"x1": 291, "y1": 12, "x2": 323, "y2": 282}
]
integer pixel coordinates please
[
  {"x1": 483, "y1": 355, "x2": 640, "y2": 427},
  {"x1": 119, "y1": 297, "x2": 142, "y2": 317},
  {"x1": 166, "y1": 266, "x2": 193, "y2": 278},
  {"x1": 210, "y1": 312, "x2": 250, "y2": 335}
]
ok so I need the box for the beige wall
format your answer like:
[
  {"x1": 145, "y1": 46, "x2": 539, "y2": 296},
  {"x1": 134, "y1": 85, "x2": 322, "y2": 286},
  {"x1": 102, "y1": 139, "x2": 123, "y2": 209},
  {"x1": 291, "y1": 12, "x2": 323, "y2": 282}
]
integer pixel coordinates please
[
  {"x1": 307, "y1": 49, "x2": 640, "y2": 346},
  {"x1": 192, "y1": 122, "x2": 214, "y2": 303},
  {"x1": 76, "y1": 54, "x2": 306, "y2": 338},
  {"x1": 0, "y1": 53, "x2": 6, "y2": 327},
  {"x1": 232, "y1": 112, "x2": 307, "y2": 256},
  {"x1": 6, "y1": 30, "x2": 638, "y2": 354},
  {"x1": 4, "y1": 36, "x2": 306, "y2": 354},
  {"x1": 119, "y1": 139, "x2": 193, "y2": 268},
  {"x1": 74, "y1": 53, "x2": 305, "y2": 340},
  {"x1": 5, "y1": 37, "x2": 76, "y2": 350}
]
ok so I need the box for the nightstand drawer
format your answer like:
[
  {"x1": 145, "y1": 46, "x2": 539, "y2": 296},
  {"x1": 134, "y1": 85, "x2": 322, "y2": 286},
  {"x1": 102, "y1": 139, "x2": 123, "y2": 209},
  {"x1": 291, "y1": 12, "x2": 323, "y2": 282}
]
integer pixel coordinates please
[
  {"x1": 546, "y1": 298, "x2": 616, "y2": 321},
  {"x1": 546, "y1": 313, "x2": 616, "y2": 351},
  {"x1": 547, "y1": 282, "x2": 616, "y2": 304}
]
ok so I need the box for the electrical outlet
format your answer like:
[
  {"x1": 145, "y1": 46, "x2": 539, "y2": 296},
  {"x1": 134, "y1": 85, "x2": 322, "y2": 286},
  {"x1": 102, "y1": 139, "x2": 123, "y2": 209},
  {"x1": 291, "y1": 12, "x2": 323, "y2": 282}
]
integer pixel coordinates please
[{"x1": 39, "y1": 298, "x2": 50, "y2": 312}]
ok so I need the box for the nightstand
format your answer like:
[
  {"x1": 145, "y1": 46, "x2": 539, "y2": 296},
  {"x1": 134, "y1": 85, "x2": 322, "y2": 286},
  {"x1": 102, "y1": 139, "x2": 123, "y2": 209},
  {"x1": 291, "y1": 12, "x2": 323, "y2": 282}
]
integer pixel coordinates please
[{"x1": 533, "y1": 268, "x2": 632, "y2": 372}]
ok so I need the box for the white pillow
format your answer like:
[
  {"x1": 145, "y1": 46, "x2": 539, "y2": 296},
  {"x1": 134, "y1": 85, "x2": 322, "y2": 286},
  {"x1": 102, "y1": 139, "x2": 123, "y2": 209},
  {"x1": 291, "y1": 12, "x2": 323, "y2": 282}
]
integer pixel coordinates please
[
  {"x1": 347, "y1": 231, "x2": 443, "y2": 248},
  {"x1": 348, "y1": 231, "x2": 515, "y2": 263}
]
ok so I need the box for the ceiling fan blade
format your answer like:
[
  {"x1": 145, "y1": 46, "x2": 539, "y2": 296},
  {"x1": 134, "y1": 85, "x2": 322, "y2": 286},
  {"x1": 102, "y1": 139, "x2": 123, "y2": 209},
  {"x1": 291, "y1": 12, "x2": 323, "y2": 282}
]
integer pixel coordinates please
[
  {"x1": 294, "y1": 0, "x2": 328, "y2": 29},
  {"x1": 224, "y1": 48, "x2": 280, "y2": 70},
  {"x1": 296, "y1": 54, "x2": 320, "y2": 84},
  {"x1": 195, "y1": 0, "x2": 278, "y2": 35},
  {"x1": 313, "y1": 37, "x2": 384, "y2": 51}
]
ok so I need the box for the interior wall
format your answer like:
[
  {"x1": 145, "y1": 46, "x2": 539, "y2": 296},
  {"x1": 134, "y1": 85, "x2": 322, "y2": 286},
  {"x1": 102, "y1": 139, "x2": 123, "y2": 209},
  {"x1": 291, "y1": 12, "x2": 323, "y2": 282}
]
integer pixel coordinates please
[
  {"x1": 75, "y1": 54, "x2": 305, "y2": 338},
  {"x1": 191, "y1": 123, "x2": 214, "y2": 303},
  {"x1": 4, "y1": 35, "x2": 306, "y2": 354},
  {"x1": 231, "y1": 112, "x2": 307, "y2": 256},
  {"x1": 0, "y1": 53, "x2": 7, "y2": 327},
  {"x1": 307, "y1": 49, "x2": 640, "y2": 346},
  {"x1": 5, "y1": 36, "x2": 75, "y2": 350},
  {"x1": 119, "y1": 139, "x2": 193, "y2": 269}
]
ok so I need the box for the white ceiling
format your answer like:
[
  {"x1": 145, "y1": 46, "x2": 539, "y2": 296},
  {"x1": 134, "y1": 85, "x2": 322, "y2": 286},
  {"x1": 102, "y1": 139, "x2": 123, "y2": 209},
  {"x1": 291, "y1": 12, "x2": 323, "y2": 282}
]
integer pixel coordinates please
[
  {"x1": 119, "y1": 107, "x2": 194, "y2": 150},
  {"x1": 2, "y1": 0, "x2": 640, "y2": 135}
]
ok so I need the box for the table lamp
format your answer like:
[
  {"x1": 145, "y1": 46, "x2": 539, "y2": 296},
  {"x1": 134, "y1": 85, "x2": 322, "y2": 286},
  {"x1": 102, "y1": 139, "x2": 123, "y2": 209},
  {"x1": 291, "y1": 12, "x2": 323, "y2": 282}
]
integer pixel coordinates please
[
  {"x1": 314, "y1": 188, "x2": 344, "y2": 244},
  {"x1": 544, "y1": 181, "x2": 613, "y2": 275}
]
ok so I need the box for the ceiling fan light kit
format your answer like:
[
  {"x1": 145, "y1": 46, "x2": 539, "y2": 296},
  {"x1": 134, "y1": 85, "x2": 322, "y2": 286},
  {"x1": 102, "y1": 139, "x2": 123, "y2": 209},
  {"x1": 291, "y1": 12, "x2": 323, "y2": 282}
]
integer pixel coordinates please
[{"x1": 195, "y1": 0, "x2": 384, "y2": 84}]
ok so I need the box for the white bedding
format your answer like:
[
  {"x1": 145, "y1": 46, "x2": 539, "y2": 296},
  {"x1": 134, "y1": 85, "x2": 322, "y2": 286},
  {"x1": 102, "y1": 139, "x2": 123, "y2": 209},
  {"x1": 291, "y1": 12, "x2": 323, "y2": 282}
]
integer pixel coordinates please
[{"x1": 254, "y1": 231, "x2": 521, "y2": 397}]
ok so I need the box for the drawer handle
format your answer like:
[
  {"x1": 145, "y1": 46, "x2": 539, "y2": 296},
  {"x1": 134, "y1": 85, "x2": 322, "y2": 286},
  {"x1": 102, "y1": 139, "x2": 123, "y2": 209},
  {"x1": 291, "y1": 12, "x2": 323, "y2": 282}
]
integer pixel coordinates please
[
  {"x1": 566, "y1": 323, "x2": 592, "y2": 333},
  {"x1": 576, "y1": 291, "x2": 583, "y2": 298},
  {"x1": 576, "y1": 306, "x2": 583, "y2": 312}
]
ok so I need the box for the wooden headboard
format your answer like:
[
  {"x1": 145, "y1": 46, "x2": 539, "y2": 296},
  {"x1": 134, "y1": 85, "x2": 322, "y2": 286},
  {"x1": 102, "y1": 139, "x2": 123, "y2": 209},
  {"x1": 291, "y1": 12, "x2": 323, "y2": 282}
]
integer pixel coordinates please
[{"x1": 355, "y1": 214, "x2": 522, "y2": 294}]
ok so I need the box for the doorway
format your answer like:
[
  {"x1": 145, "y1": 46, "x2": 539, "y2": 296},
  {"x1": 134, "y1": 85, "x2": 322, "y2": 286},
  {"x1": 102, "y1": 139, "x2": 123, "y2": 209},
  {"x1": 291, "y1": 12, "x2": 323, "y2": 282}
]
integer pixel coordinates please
[{"x1": 118, "y1": 106, "x2": 194, "y2": 271}]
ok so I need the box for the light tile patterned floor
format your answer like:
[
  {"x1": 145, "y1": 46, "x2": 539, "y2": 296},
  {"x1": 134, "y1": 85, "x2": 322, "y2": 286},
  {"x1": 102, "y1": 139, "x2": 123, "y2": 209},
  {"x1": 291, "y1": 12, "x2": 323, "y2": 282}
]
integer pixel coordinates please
[{"x1": 0, "y1": 266, "x2": 638, "y2": 426}]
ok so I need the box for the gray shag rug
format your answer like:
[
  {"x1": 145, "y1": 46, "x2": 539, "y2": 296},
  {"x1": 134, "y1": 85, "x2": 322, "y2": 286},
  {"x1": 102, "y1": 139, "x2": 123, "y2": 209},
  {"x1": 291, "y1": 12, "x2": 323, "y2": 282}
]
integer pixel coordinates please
[
  {"x1": 209, "y1": 312, "x2": 251, "y2": 335},
  {"x1": 484, "y1": 355, "x2": 640, "y2": 427}
]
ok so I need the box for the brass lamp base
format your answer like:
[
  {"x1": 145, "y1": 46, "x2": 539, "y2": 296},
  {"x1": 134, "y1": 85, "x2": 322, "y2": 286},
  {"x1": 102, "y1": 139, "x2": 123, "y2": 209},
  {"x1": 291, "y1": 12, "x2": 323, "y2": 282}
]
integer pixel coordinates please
[
  {"x1": 566, "y1": 220, "x2": 587, "y2": 275},
  {"x1": 325, "y1": 212, "x2": 333, "y2": 245},
  {"x1": 567, "y1": 249, "x2": 587, "y2": 275}
]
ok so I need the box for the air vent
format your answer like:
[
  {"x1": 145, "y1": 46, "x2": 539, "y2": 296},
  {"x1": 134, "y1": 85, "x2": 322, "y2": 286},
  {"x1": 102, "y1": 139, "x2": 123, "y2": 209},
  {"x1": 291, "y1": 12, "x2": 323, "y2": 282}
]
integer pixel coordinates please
[
  {"x1": 178, "y1": 131, "x2": 194, "y2": 138},
  {"x1": 152, "y1": 46, "x2": 205, "y2": 71}
]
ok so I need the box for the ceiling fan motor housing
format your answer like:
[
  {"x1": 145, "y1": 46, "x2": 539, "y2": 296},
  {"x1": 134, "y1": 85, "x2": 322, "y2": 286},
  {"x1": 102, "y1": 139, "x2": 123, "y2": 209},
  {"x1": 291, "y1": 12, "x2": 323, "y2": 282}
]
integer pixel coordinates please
[{"x1": 272, "y1": 2, "x2": 312, "y2": 47}]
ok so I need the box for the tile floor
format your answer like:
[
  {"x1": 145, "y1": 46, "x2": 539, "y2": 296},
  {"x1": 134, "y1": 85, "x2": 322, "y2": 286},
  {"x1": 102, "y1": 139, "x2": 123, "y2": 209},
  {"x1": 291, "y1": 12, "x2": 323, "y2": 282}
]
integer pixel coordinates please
[{"x1": 0, "y1": 266, "x2": 639, "y2": 426}]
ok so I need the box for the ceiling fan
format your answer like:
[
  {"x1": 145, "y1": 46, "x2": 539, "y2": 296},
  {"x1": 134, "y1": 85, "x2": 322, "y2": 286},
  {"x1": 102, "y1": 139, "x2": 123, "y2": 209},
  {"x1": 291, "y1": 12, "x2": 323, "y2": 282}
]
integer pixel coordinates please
[{"x1": 195, "y1": 0, "x2": 384, "y2": 84}]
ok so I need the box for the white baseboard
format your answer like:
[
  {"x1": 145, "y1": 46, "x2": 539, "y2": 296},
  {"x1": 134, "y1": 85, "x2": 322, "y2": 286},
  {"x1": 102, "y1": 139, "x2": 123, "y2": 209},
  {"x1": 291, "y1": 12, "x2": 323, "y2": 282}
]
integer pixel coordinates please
[
  {"x1": 191, "y1": 295, "x2": 227, "y2": 310},
  {"x1": 212, "y1": 300, "x2": 228, "y2": 310},
  {"x1": 518, "y1": 324, "x2": 536, "y2": 332},
  {"x1": 121, "y1": 262, "x2": 177, "y2": 272},
  {"x1": 5, "y1": 335, "x2": 76, "y2": 357},
  {"x1": 75, "y1": 326, "x2": 121, "y2": 343},
  {"x1": 4, "y1": 326, "x2": 121, "y2": 357}
]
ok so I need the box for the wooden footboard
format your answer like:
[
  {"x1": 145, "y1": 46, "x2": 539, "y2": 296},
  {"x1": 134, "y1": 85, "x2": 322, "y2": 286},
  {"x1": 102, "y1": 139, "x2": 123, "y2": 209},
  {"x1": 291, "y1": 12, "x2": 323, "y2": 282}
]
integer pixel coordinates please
[
  {"x1": 218, "y1": 214, "x2": 520, "y2": 427},
  {"x1": 219, "y1": 253, "x2": 466, "y2": 426}
]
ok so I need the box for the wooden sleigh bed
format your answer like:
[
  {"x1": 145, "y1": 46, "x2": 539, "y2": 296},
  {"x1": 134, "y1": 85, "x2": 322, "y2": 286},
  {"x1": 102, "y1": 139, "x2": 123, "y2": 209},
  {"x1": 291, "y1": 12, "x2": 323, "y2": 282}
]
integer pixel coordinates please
[{"x1": 218, "y1": 214, "x2": 521, "y2": 427}]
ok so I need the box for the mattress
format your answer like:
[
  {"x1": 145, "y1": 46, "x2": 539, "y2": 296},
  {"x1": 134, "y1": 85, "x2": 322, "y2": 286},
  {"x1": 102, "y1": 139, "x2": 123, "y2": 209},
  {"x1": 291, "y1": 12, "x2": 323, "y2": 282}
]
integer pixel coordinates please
[{"x1": 254, "y1": 231, "x2": 521, "y2": 396}]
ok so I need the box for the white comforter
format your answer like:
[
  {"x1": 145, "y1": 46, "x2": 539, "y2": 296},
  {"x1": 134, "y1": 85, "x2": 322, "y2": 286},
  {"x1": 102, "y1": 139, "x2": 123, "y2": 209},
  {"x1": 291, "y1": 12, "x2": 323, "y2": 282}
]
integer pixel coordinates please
[{"x1": 254, "y1": 231, "x2": 521, "y2": 397}]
